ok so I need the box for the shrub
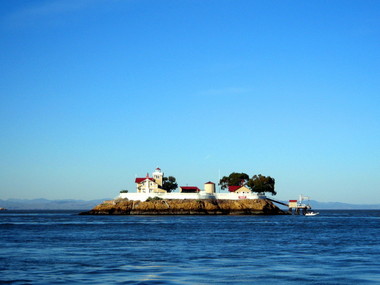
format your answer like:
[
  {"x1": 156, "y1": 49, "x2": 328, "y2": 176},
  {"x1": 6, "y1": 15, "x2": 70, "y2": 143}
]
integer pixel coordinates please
[{"x1": 146, "y1": 196, "x2": 163, "y2": 201}]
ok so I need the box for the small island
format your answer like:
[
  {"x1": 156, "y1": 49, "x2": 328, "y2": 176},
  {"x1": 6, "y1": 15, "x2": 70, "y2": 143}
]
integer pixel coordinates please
[
  {"x1": 80, "y1": 197, "x2": 286, "y2": 215},
  {"x1": 81, "y1": 168, "x2": 287, "y2": 215}
]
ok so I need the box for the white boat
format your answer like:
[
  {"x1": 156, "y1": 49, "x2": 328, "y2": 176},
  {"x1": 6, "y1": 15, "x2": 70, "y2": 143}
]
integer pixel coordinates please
[{"x1": 305, "y1": 211, "x2": 319, "y2": 216}]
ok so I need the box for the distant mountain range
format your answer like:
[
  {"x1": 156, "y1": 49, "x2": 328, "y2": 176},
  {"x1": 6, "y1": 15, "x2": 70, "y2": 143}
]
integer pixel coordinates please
[
  {"x1": 275, "y1": 200, "x2": 380, "y2": 210},
  {"x1": 308, "y1": 200, "x2": 380, "y2": 210},
  {"x1": 0, "y1": 198, "x2": 379, "y2": 210},
  {"x1": 0, "y1": 198, "x2": 111, "y2": 210}
]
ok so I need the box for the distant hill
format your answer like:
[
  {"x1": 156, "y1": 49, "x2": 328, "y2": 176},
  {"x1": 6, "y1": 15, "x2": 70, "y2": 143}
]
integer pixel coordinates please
[
  {"x1": 275, "y1": 199, "x2": 380, "y2": 210},
  {"x1": 0, "y1": 198, "x2": 111, "y2": 210},
  {"x1": 0, "y1": 198, "x2": 379, "y2": 210},
  {"x1": 308, "y1": 200, "x2": 380, "y2": 210}
]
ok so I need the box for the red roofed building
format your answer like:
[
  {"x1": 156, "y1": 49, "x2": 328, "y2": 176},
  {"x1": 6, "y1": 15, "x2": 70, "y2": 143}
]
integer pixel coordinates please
[
  {"x1": 228, "y1": 185, "x2": 252, "y2": 194},
  {"x1": 180, "y1": 186, "x2": 201, "y2": 193},
  {"x1": 135, "y1": 168, "x2": 166, "y2": 193}
]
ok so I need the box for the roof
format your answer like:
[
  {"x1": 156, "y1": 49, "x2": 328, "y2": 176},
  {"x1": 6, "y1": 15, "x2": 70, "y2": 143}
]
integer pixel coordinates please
[
  {"x1": 135, "y1": 173, "x2": 155, "y2": 184},
  {"x1": 204, "y1": 181, "x2": 215, "y2": 184},
  {"x1": 135, "y1": 177, "x2": 155, "y2": 183},
  {"x1": 180, "y1": 186, "x2": 201, "y2": 190},
  {"x1": 289, "y1": 200, "x2": 298, "y2": 202},
  {"x1": 228, "y1": 186, "x2": 242, "y2": 192}
]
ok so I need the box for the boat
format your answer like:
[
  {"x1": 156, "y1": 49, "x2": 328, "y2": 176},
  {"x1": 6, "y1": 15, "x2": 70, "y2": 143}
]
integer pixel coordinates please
[{"x1": 305, "y1": 211, "x2": 319, "y2": 216}]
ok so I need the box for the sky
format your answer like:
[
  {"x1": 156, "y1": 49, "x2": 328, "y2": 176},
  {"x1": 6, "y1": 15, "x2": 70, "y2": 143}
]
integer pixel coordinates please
[{"x1": 0, "y1": 0, "x2": 379, "y2": 204}]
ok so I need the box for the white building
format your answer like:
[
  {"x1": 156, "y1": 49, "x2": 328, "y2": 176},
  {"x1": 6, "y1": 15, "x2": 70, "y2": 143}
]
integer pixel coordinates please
[
  {"x1": 119, "y1": 168, "x2": 266, "y2": 201},
  {"x1": 135, "y1": 168, "x2": 165, "y2": 193}
]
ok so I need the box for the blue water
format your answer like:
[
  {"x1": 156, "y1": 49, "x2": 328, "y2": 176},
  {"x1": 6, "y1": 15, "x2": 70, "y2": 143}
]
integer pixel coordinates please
[{"x1": 1, "y1": 210, "x2": 379, "y2": 284}]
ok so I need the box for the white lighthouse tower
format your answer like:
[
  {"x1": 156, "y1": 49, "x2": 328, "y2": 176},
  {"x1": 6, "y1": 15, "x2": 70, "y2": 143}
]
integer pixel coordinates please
[{"x1": 152, "y1": 167, "x2": 163, "y2": 187}]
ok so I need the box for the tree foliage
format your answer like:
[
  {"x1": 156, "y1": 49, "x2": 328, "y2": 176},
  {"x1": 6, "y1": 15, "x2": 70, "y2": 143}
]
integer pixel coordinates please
[
  {"x1": 219, "y1": 172, "x2": 276, "y2": 195},
  {"x1": 161, "y1": 176, "x2": 178, "y2": 193},
  {"x1": 218, "y1": 172, "x2": 249, "y2": 190},
  {"x1": 247, "y1": 174, "x2": 276, "y2": 195}
]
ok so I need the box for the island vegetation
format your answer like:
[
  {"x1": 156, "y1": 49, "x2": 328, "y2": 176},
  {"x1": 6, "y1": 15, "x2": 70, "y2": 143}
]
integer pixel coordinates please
[
  {"x1": 161, "y1": 176, "x2": 178, "y2": 192},
  {"x1": 219, "y1": 172, "x2": 276, "y2": 195}
]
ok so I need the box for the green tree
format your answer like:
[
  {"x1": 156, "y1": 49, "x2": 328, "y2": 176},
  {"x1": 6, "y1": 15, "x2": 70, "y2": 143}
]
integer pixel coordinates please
[
  {"x1": 161, "y1": 176, "x2": 178, "y2": 193},
  {"x1": 219, "y1": 172, "x2": 249, "y2": 190},
  {"x1": 247, "y1": 174, "x2": 276, "y2": 195}
]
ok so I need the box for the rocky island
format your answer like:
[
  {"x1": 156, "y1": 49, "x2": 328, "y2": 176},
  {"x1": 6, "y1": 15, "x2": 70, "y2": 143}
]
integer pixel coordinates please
[
  {"x1": 80, "y1": 168, "x2": 288, "y2": 215},
  {"x1": 80, "y1": 198, "x2": 287, "y2": 215}
]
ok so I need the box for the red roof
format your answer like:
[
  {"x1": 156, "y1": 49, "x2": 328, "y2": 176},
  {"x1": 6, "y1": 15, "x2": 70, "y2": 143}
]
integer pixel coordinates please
[
  {"x1": 204, "y1": 181, "x2": 215, "y2": 184},
  {"x1": 180, "y1": 186, "x2": 200, "y2": 193},
  {"x1": 228, "y1": 186, "x2": 242, "y2": 192},
  {"x1": 135, "y1": 173, "x2": 154, "y2": 183},
  {"x1": 289, "y1": 200, "x2": 298, "y2": 202},
  {"x1": 180, "y1": 186, "x2": 200, "y2": 191}
]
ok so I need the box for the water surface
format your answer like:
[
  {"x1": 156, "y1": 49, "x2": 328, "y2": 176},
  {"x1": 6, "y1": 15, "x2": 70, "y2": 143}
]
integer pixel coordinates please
[{"x1": 1, "y1": 210, "x2": 379, "y2": 284}]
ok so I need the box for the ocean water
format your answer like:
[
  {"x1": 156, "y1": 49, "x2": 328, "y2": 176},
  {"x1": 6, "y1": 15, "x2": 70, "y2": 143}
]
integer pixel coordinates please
[{"x1": 1, "y1": 210, "x2": 379, "y2": 284}]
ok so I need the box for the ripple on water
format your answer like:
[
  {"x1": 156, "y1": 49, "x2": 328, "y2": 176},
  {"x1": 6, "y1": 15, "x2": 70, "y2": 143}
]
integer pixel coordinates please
[{"x1": 1, "y1": 211, "x2": 380, "y2": 284}]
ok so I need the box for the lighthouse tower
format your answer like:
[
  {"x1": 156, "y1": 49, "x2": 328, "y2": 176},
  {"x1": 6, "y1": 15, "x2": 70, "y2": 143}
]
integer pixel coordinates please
[{"x1": 153, "y1": 167, "x2": 163, "y2": 187}]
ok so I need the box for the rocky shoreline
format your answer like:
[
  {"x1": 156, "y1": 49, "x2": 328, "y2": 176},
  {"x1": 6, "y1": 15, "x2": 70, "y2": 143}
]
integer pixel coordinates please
[{"x1": 80, "y1": 198, "x2": 287, "y2": 215}]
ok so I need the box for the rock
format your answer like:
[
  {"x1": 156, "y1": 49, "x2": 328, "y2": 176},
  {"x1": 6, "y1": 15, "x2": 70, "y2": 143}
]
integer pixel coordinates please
[{"x1": 79, "y1": 198, "x2": 287, "y2": 215}]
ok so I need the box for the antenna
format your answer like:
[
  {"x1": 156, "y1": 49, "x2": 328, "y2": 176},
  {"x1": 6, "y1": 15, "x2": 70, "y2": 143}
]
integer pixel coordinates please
[{"x1": 218, "y1": 169, "x2": 221, "y2": 193}]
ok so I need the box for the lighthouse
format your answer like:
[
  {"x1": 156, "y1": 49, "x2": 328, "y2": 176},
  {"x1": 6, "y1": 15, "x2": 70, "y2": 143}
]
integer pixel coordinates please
[{"x1": 152, "y1": 167, "x2": 163, "y2": 187}]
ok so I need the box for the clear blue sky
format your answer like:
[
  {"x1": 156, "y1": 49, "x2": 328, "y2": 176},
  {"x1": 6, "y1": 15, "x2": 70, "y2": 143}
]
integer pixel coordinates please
[{"x1": 1, "y1": 0, "x2": 379, "y2": 204}]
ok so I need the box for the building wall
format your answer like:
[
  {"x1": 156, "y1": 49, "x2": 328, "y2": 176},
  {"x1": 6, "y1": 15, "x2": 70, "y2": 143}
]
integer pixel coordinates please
[
  {"x1": 137, "y1": 180, "x2": 161, "y2": 193},
  {"x1": 153, "y1": 188, "x2": 167, "y2": 193},
  {"x1": 235, "y1": 186, "x2": 251, "y2": 194},
  {"x1": 119, "y1": 192, "x2": 264, "y2": 201},
  {"x1": 152, "y1": 169, "x2": 163, "y2": 186}
]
